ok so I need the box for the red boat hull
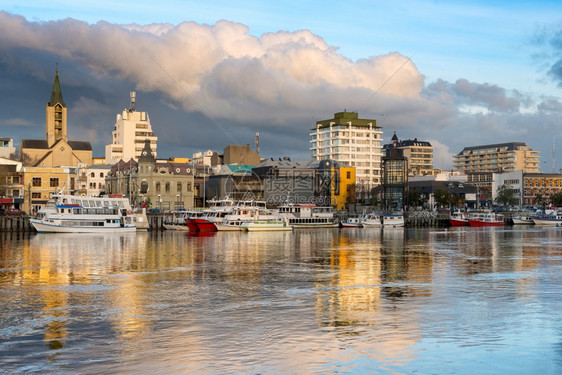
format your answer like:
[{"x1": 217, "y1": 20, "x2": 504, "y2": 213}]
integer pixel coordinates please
[
  {"x1": 194, "y1": 219, "x2": 217, "y2": 232},
  {"x1": 185, "y1": 218, "x2": 199, "y2": 232},
  {"x1": 467, "y1": 220, "x2": 504, "y2": 227},
  {"x1": 449, "y1": 219, "x2": 468, "y2": 227}
]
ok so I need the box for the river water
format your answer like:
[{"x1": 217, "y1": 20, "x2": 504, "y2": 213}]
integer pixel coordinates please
[{"x1": 1, "y1": 226, "x2": 562, "y2": 374}]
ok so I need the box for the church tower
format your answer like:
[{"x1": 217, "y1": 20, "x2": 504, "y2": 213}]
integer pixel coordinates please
[{"x1": 46, "y1": 66, "x2": 67, "y2": 147}]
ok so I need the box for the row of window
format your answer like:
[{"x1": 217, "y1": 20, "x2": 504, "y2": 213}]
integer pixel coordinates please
[{"x1": 154, "y1": 181, "x2": 192, "y2": 192}]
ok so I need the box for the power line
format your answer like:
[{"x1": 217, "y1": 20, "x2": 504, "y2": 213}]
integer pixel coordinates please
[{"x1": 355, "y1": 55, "x2": 413, "y2": 113}]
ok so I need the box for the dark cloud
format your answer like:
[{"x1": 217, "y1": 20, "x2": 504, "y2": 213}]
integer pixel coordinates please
[{"x1": 2, "y1": 12, "x2": 562, "y2": 171}]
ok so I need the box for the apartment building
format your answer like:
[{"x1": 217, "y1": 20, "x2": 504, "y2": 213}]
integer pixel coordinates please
[
  {"x1": 310, "y1": 110, "x2": 383, "y2": 189},
  {"x1": 453, "y1": 142, "x2": 540, "y2": 173},
  {"x1": 383, "y1": 131, "x2": 434, "y2": 176},
  {"x1": 105, "y1": 91, "x2": 158, "y2": 164}
]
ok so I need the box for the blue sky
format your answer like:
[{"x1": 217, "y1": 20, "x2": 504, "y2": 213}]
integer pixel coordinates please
[{"x1": 2, "y1": 0, "x2": 562, "y2": 170}]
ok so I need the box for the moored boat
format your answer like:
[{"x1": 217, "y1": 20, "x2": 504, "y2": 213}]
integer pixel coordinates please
[
  {"x1": 277, "y1": 203, "x2": 339, "y2": 228},
  {"x1": 30, "y1": 193, "x2": 139, "y2": 233},
  {"x1": 532, "y1": 212, "x2": 562, "y2": 226},
  {"x1": 468, "y1": 212, "x2": 504, "y2": 227},
  {"x1": 512, "y1": 215, "x2": 534, "y2": 225},
  {"x1": 381, "y1": 213, "x2": 404, "y2": 227},
  {"x1": 340, "y1": 215, "x2": 365, "y2": 228},
  {"x1": 449, "y1": 211, "x2": 469, "y2": 227},
  {"x1": 240, "y1": 218, "x2": 293, "y2": 231},
  {"x1": 361, "y1": 213, "x2": 382, "y2": 228}
]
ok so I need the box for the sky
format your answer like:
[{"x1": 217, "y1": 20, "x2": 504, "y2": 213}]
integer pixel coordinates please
[{"x1": 2, "y1": 1, "x2": 562, "y2": 170}]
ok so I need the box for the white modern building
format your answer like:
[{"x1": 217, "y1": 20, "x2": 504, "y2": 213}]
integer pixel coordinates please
[
  {"x1": 310, "y1": 110, "x2": 383, "y2": 188},
  {"x1": 105, "y1": 92, "x2": 158, "y2": 164},
  {"x1": 192, "y1": 150, "x2": 214, "y2": 166}
]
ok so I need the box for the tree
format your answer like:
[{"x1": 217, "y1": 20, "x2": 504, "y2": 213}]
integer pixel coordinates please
[
  {"x1": 434, "y1": 189, "x2": 450, "y2": 208},
  {"x1": 495, "y1": 184, "x2": 517, "y2": 206},
  {"x1": 551, "y1": 192, "x2": 562, "y2": 206},
  {"x1": 407, "y1": 191, "x2": 423, "y2": 208},
  {"x1": 346, "y1": 183, "x2": 356, "y2": 204}
]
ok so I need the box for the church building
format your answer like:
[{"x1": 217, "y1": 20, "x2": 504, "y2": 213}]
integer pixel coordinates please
[{"x1": 19, "y1": 68, "x2": 93, "y2": 167}]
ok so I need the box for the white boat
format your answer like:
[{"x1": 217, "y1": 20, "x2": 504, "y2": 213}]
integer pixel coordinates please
[
  {"x1": 216, "y1": 203, "x2": 278, "y2": 231},
  {"x1": 381, "y1": 213, "x2": 404, "y2": 227},
  {"x1": 277, "y1": 203, "x2": 339, "y2": 228},
  {"x1": 532, "y1": 212, "x2": 562, "y2": 226},
  {"x1": 512, "y1": 215, "x2": 534, "y2": 225},
  {"x1": 240, "y1": 218, "x2": 293, "y2": 231},
  {"x1": 361, "y1": 213, "x2": 382, "y2": 228},
  {"x1": 340, "y1": 215, "x2": 365, "y2": 228},
  {"x1": 30, "y1": 194, "x2": 140, "y2": 233}
]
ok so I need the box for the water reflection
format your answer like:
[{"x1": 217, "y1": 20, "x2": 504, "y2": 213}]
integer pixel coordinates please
[{"x1": 0, "y1": 227, "x2": 561, "y2": 373}]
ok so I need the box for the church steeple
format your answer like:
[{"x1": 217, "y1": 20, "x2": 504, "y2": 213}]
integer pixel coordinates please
[
  {"x1": 138, "y1": 139, "x2": 155, "y2": 163},
  {"x1": 46, "y1": 65, "x2": 68, "y2": 146},
  {"x1": 48, "y1": 64, "x2": 66, "y2": 108}
]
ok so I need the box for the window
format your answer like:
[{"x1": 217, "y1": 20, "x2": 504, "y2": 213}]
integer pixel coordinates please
[
  {"x1": 32, "y1": 192, "x2": 41, "y2": 199},
  {"x1": 32, "y1": 177, "x2": 41, "y2": 187},
  {"x1": 155, "y1": 182, "x2": 161, "y2": 192},
  {"x1": 347, "y1": 171, "x2": 351, "y2": 179},
  {"x1": 187, "y1": 182, "x2": 192, "y2": 191},
  {"x1": 177, "y1": 182, "x2": 182, "y2": 192},
  {"x1": 50, "y1": 178, "x2": 59, "y2": 188},
  {"x1": 100, "y1": 173, "x2": 104, "y2": 178},
  {"x1": 91, "y1": 172, "x2": 95, "y2": 178},
  {"x1": 141, "y1": 181, "x2": 148, "y2": 194},
  {"x1": 165, "y1": 182, "x2": 170, "y2": 192}
]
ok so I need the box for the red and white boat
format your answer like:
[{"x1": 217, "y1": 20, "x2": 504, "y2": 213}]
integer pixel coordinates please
[
  {"x1": 449, "y1": 211, "x2": 469, "y2": 227},
  {"x1": 468, "y1": 212, "x2": 504, "y2": 227}
]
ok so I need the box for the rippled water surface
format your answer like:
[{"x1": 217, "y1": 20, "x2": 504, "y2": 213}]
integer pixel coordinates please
[{"x1": 1, "y1": 226, "x2": 562, "y2": 374}]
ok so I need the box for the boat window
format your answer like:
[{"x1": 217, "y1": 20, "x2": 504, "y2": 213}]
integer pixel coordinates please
[
  {"x1": 82, "y1": 201, "x2": 89, "y2": 208},
  {"x1": 96, "y1": 201, "x2": 102, "y2": 207}
]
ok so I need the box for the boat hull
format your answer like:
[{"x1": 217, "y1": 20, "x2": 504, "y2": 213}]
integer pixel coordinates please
[
  {"x1": 532, "y1": 218, "x2": 562, "y2": 226},
  {"x1": 30, "y1": 219, "x2": 136, "y2": 233},
  {"x1": 194, "y1": 219, "x2": 217, "y2": 232},
  {"x1": 468, "y1": 220, "x2": 504, "y2": 227},
  {"x1": 241, "y1": 221, "x2": 293, "y2": 231},
  {"x1": 449, "y1": 219, "x2": 469, "y2": 227}
]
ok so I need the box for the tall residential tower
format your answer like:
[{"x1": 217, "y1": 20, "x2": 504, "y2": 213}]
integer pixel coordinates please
[
  {"x1": 105, "y1": 92, "x2": 158, "y2": 164},
  {"x1": 310, "y1": 111, "x2": 383, "y2": 188}
]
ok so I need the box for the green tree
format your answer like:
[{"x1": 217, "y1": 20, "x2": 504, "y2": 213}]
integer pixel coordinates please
[
  {"x1": 407, "y1": 191, "x2": 423, "y2": 208},
  {"x1": 434, "y1": 189, "x2": 450, "y2": 208},
  {"x1": 495, "y1": 184, "x2": 517, "y2": 206},
  {"x1": 551, "y1": 192, "x2": 562, "y2": 206}
]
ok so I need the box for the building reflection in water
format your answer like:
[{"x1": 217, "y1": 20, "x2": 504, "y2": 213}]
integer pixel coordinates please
[{"x1": 1, "y1": 227, "x2": 561, "y2": 373}]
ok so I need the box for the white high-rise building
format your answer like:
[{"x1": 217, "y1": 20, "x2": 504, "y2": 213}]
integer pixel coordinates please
[
  {"x1": 105, "y1": 92, "x2": 158, "y2": 164},
  {"x1": 310, "y1": 110, "x2": 383, "y2": 188}
]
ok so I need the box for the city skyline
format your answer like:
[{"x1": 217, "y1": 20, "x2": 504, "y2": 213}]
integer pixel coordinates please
[{"x1": 1, "y1": 1, "x2": 562, "y2": 170}]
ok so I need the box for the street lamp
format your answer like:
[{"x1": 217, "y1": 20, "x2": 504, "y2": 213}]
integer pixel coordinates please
[{"x1": 158, "y1": 194, "x2": 162, "y2": 212}]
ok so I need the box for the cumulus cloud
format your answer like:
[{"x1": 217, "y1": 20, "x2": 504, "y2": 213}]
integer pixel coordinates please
[{"x1": 1, "y1": 11, "x2": 562, "y2": 170}]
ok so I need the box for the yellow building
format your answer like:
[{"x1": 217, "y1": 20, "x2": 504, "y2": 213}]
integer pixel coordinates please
[
  {"x1": 332, "y1": 165, "x2": 356, "y2": 210},
  {"x1": 22, "y1": 166, "x2": 75, "y2": 214},
  {"x1": 19, "y1": 68, "x2": 93, "y2": 168}
]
